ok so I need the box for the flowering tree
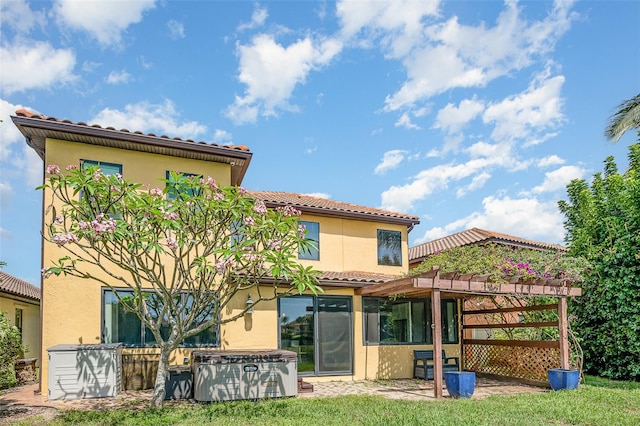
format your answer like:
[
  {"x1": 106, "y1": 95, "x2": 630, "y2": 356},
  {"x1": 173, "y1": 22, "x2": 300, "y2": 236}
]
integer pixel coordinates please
[{"x1": 40, "y1": 164, "x2": 320, "y2": 407}]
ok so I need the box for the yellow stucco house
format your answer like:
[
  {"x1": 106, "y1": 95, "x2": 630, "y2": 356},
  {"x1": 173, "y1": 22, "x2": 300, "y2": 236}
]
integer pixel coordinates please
[
  {"x1": 0, "y1": 271, "x2": 41, "y2": 364},
  {"x1": 12, "y1": 109, "x2": 470, "y2": 395}
]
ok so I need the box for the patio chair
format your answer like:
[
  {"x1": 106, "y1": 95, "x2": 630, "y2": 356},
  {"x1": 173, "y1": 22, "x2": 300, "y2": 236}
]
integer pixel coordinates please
[{"x1": 413, "y1": 349, "x2": 460, "y2": 380}]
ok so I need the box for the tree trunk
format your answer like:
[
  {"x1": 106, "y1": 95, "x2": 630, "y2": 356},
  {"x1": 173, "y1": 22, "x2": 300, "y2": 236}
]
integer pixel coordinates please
[{"x1": 151, "y1": 344, "x2": 172, "y2": 407}]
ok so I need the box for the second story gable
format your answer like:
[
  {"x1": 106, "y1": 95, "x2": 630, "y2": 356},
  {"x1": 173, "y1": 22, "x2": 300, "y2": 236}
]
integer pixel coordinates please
[{"x1": 251, "y1": 191, "x2": 420, "y2": 278}]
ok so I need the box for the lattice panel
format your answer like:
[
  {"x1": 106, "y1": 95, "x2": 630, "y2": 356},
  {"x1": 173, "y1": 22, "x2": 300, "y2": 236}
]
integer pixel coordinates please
[{"x1": 464, "y1": 344, "x2": 562, "y2": 382}]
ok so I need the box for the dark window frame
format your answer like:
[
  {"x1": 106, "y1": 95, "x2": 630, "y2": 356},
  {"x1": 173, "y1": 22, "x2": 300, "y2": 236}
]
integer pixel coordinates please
[
  {"x1": 298, "y1": 220, "x2": 320, "y2": 260},
  {"x1": 166, "y1": 171, "x2": 201, "y2": 200},
  {"x1": 101, "y1": 288, "x2": 220, "y2": 348},
  {"x1": 363, "y1": 297, "x2": 459, "y2": 346},
  {"x1": 377, "y1": 229, "x2": 402, "y2": 266}
]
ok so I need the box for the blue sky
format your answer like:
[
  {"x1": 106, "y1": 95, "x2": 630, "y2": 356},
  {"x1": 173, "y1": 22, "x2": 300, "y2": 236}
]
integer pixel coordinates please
[{"x1": 1, "y1": 0, "x2": 639, "y2": 285}]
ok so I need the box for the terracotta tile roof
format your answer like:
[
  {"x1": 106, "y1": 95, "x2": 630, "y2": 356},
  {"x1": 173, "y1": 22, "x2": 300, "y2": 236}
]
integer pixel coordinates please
[
  {"x1": 0, "y1": 271, "x2": 40, "y2": 302},
  {"x1": 249, "y1": 191, "x2": 420, "y2": 227},
  {"x1": 11, "y1": 109, "x2": 252, "y2": 186},
  {"x1": 317, "y1": 271, "x2": 401, "y2": 287},
  {"x1": 409, "y1": 227, "x2": 567, "y2": 264}
]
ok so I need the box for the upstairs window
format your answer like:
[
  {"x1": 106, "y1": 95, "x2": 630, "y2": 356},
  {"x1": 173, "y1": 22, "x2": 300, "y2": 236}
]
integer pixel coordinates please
[
  {"x1": 166, "y1": 171, "x2": 201, "y2": 200},
  {"x1": 81, "y1": 159, "x2": 122, "y2": 176},
  {"x1": 377, "y1": 229, "x2": 402, "y2": 266},
  {"x1": 298, "y1": 221, "x2": 319, "y2": 260}
]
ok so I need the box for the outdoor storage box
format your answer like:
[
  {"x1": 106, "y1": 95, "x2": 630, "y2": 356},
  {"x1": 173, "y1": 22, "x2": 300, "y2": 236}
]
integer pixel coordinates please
[
  {"x1": 191, "y1": 349, "x2": 298, "y2": 402},
  {"x1": 47, "y1": 343, "x2": 122, "y2": 400},
  {"x1": 165, "y1": 366, "x2": 193, "y2": 400}
]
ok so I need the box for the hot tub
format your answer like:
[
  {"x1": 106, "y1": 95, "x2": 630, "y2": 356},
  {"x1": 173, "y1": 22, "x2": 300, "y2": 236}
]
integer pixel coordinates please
[{"x1": 191, "y1": 349, "x2": 298, "y2": 402}]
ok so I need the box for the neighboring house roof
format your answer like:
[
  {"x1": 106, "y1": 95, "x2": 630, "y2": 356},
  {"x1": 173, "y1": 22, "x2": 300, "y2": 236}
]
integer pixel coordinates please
[
  {"x1": 409, "y1": 227, "x2": 567, "y2": 266},
  {"x1": 250, "y1": 191, "x2": 420, "y2": 228},
  {"x1": 11, "y1": 109, "x2": 253, "y2": 186},
  {"x1": 0, "y1": 271, "x2": 40, "y2": 302}
]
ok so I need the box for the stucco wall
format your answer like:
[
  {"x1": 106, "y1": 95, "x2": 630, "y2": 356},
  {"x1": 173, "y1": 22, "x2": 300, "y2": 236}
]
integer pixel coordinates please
[
  {"x1": 40, "y1": 138, "x2": 234, "y2": 392},
  {"x1": 39, "y1": 136, "x2": 426, "y2": 394},
  {"x1": 0, "y1": 294, "x2": 40, "y2": 363}
]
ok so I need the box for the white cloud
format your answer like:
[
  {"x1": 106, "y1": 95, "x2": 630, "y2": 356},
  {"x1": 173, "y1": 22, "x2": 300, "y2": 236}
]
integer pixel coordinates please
[
  {"x1": 90, "y1": 100, "x2": 207, "y2": 139},
  {"x1": 0, "y1": 99, "x2": 30, "y2": 161},
  {"x1": 226, "y1": 34, "x2": 343, "y2": 124},
  {"x1": 238, "y1": 5, "x2": 268, "y2": 31},
  {"x1": 394, "y1": 112, "x2": 420, "y2": 130},
  {"x1": 374, "y1": 150, "x2": 408, "y2": 175},
  {"x1": 213, "y1": 129, "x2": 233, "y2": 144},
  {"x1": 537, "y1": 155, "x2": 565, "y2": 168},
  {"x1": 0, "y1": 40, "x2": 76, "y2": 95},
  {"x1": 434, "y1": 98, "x2": 485, "y2": 134},
  {"x1": 53, "y1": 0, "x2": 156, "y2": 47},
  {"x1": 105, "y1": 70, "x2": 132, "y2": 85},
  {"x1": 483, "y1": 69, "x2": 566, "y2": 144},
  {"x1": 303, "y1": 192, "x2": 330, "y2": 199},
  {"x1": 0, "y1": 99, "x2": 44, "y2": 189},
  {"x1": 167, "y1": 19, "x2": 185, "y2": 39},
  {"x1": 336, "y1": 0, "x2": 440, "y2": 57},
  {"x1": 0, "y1": 182, "x2": 14, "y2": 211},
  {"x1": 0, "y1": 227, "x2": 12, "y2": 240},
  {"x1": 82, "y1": 60, "x2": 102, "y2": 73},
  {"x1": 532, "y1": 165, "x2": 585, "y2": 193},
  {"x1": 0, "y1": 0, "x2": 46, "y2": 34},
  {"x1": 416, "y1": 194, "x2": 566, "y2": 245},
  {"x1": 456, "y1": 171, "x2": 491, "y2": 198},
  {"x1": 382, "y1": 0, "x2": 576, "y2": 111}
]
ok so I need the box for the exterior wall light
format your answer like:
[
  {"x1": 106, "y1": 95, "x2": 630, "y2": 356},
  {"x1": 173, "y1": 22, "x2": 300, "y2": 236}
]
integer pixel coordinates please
[{"x1": 246, "y1": 293, "x2": 254, "y2": 314}]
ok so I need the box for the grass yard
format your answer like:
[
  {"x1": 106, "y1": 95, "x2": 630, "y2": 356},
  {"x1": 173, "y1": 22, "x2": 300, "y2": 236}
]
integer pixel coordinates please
[{"x1": 12, "y1": 376, "x2": 640, "y2": 426}]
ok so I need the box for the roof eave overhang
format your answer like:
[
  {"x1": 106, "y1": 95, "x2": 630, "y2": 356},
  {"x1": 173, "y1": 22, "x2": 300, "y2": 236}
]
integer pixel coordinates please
[
  {"x1": 260, "y1": 201, "x2": 420, "y2": 228},
  {"x1": 11, "y1": 115, "x2": 253, "y2": 186}
]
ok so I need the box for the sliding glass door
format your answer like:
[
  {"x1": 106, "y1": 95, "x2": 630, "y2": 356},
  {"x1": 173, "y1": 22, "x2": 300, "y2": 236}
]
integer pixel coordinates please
[{"x1": 279, "y1": 296, "x2": 352, "y2": 376}]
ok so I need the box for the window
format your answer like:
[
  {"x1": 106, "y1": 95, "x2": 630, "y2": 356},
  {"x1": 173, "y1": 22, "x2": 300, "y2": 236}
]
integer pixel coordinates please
[
  {"x1": 298, "y1": 221, "x2": 319, "y2": 260},
  {"x1": 81, "y1": 159, "x2": 122, "y2": 176},
  {"x1": 102, "y1": 289, "x2": 218, "y2": 347},
  {"x1": 166, "y1": 171, "x2": 201, "y2": 200},
  {"x1": 15, "y1": 308, "x2": 23, "y2": 338},
  {"x1": 363, "y1": 298, "x2": 458, "y2": 345},
  {"x1": 377, "y1": 229, "x2": 402, "y2": 266},
  {"x1": 279, "y1": 296, "x2": 353, "y2": 375}
]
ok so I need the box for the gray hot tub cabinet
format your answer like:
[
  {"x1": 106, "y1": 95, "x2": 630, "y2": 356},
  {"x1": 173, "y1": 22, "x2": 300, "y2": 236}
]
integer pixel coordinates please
[
  {"x1": 47, "y1": 343, "x2": 123, "y2": 400},
  {"x1": 192, "y1": 349, "x2": 298, "y2": 402}
]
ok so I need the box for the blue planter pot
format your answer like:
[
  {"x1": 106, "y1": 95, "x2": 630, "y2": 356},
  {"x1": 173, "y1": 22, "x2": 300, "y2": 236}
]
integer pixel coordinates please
[
  {"x1": 444, "y1": 371, "x2": 476, "y2": 398},
  {"x1": 548, "y1": 369, "x2": 580, "y2": 391}
]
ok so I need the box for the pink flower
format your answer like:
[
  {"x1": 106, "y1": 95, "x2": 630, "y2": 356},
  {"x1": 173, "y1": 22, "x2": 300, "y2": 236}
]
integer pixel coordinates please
[
  {"x1": 253, "y1": 200, "x2": 267, "y2": 215},
  {"x1": 54, "y1": 215, "x2": 64, "y2": 224},
  {"x1": 165, "y1": 237, "x2": 178, "y2": 251},
  {"x1": 244, "y1": 216, "x2": 255, "y2": 226},
  {"x1": 52, "y1": 232, "x2": 79, "y2": 246},
  {"x1": 66, "y1": 164, "x2": 78, "y2": 171},
  {"x1": 93, "y1": 170, "x2": 104, "y2": 181},
  {"x1": 276, "y1": 205, "x2": 301, "y2": 217},
  {"x1": 46, "y1": 164, "x2": 60, "y2": 174},
  {"x1": 41, "y1": 267, "x2": 53, "y2": 278},
  {"x1": 150, "y1": 188, "x2": 163, "y2": 197}
]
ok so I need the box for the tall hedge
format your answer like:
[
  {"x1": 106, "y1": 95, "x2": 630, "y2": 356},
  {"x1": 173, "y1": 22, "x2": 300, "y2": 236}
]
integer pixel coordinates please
[{"x1": 559, "y1": 143, "x2": 640, "y2": 381}]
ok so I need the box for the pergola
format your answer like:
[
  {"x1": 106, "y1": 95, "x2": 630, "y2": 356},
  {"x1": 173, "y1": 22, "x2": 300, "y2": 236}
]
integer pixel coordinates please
[{"x1": 355, "y1": 268, "x2": 582, "y2": 398}]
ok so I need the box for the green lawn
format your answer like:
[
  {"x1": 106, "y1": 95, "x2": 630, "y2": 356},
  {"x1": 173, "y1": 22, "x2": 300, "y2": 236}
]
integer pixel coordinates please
[{"x1": 15, "y1": 376, "x2": 640, "y2": 426}]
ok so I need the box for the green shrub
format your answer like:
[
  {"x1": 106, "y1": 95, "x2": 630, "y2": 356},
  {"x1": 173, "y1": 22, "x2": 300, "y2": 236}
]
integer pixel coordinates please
[{"x1": 0, "y1": 309, "x2": 25, "y2": 389}]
